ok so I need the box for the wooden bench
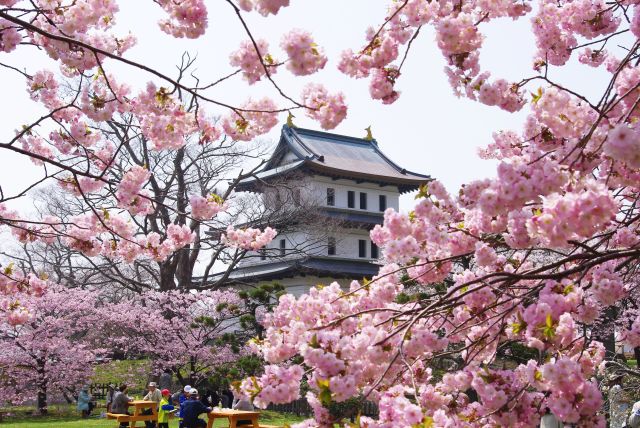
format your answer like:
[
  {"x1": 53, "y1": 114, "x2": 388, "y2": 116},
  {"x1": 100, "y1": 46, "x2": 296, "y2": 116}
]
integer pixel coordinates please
[{"x1": 107, "y1": 412, "x2": 132, "y2": 422}]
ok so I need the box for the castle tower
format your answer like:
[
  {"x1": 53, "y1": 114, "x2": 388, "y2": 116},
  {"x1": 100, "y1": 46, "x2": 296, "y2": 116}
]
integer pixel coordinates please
[{"x1": 219, "y1": 125, "x2": 431, "y2": 296}]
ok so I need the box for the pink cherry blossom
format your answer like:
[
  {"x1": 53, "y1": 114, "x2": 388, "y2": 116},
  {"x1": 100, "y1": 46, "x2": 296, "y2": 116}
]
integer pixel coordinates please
[
  {"x1": 280, "y1": 29, "x2": 327, "y2": 76},
  {"x1": 300, "y1": 83, "x2": 347, "y2": 130}
]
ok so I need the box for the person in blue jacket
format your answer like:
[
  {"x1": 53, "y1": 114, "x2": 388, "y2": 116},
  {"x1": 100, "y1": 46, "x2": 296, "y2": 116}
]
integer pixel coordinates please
[
  {"x1": 173, "y1": 385, "x2": 192, "y2": 428},
  {"x1": 77, "y1": 386, "x2": 94, "y2": 418},
  {"x1": 180, "y1": 389, "x2": 211, "y2": 428}
]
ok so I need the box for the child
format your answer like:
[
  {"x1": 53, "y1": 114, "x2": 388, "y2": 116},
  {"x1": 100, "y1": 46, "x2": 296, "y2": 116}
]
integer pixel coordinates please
[{"x1": 157, "y1": 389, "x2": 176, "y2": 428}]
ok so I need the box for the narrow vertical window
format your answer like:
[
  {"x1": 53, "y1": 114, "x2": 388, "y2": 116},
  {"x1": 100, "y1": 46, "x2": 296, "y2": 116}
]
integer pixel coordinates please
[
  {"x1": 370, "y1": 242, "x2": 379, "y2": 259},
  {"x1": 379, "y1": 195, "x2": 387, "y2": 211},
  {"x1": 358, "y1": 239, "x2": 366, "y2": 258},
  {"x1": 293, "y1": 188, "x2": 301, "y2": 206},
  {"x1": 327, "y1": 188, "x2": 335, "y2": 206},
  {"x1": 327, "y1": 237, "x2": 336, "y2": 255},
  {"x1": 260, "y1": 249, "x2": 267, "y2": 260},
  {"x1": 279, "y1": 239, "x2": 286, "y2": 256},
  {"x1": 347, "y1": 190, "x2": 355, "y2": 208},
  {"x1": 359, "y1": 192, "x2": 367, "y2": 210}
]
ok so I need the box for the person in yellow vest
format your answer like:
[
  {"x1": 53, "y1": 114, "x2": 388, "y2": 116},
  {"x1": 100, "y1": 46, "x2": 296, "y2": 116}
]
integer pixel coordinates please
[{"x1": 158, "y1": 389, "x2": 176, "y2": 428}]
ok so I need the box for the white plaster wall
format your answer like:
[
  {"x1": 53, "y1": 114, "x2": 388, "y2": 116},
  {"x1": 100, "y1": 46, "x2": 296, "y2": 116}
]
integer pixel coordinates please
[
  {"x1": 309, "y1": 175, "x2": 400, "y2": 212},
  {"x1": 264, "y1": 276, "x2": 358, "y2": 297},
  {"x1": 241, "y1": 227, "x2": 380, "y2": 265}
]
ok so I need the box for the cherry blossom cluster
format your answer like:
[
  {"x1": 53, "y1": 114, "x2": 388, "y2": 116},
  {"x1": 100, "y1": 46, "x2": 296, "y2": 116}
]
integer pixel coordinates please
[
  {"x1": 116, "y1": 166, "x2": 153, "y2": 215},
  {"x1": 222, "y1": 98, "x2": 280, "y2": 141},
  {"x1": 189, "y1": 194, "x2": 228, "y2": 220},
  {"x1": 131, "y1": 83, "x2": 199, "y2": 150},
  {"x1": 221, "y1": 225, "x2": 277, "y2": 250},
  {"x1": 236, "y1": 0, "x2": 290, "y2": 16},
  {"x1": 237, "y1": 364, "x2": 303, "y2": 408},
  {"x1": 300, "y1": 83, "x2": 347, "y2": 130},
  {"x1": 156, "y1": 0, "x2": 208, "y2": 39},
  {"x1": 229, "y1": 39, "x2": 278, "y2": 84},
  {"x1": 0, "y1": 18, "x2": 20, "y2": 52},
  {"x1": 280, "y1": 29, "x2": 327, "y2": 76}
]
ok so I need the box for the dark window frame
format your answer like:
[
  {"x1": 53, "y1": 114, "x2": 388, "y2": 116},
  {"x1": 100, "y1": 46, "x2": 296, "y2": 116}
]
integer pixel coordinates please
[
  {"x1": 379, "y1": 195, "x2": 387, "y2": 212},
  {"x1": 327, "y1": 237, "x2": 336, "y2": 256},
  {"x1": 327, "y1": 188, "x2": 335, "y2": 206},
  {"x1": 347, "y1": 190, "x2": 355, "y2": 208},
  {"x1": 359, "y1": 192, "x2": 367, "y2": 210},
  {"x1": 358, "y1": 239, "x2": 367, "y2": 258},
  {"x1": 371, "y1": 242, "x2": 379, "y2": 259},
  {"x1": 279, "y1": 239, "x2": 286, "y2": 256}
]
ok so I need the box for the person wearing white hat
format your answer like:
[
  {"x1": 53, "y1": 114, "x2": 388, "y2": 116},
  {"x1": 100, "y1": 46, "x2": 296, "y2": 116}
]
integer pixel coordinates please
[
  {"x1": 175, "y1": 385, "x2": 192, "y2": 428},
  {"x1": 180, "y1": 388, "x2": 211, "y2": 428},
  {"x1": 142, "y1": 382, "x2": 162, "y2": 428}
]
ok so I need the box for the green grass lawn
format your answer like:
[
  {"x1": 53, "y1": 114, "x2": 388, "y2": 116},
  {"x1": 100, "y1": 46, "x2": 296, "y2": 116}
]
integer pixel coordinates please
[{"x1": 0, "y1": 408, "x2": 307, "y2": 427}]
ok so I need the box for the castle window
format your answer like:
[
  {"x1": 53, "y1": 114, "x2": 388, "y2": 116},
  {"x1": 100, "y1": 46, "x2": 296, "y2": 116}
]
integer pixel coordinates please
[
  {"x1": 328, "y1": 237, "x2": 336, "y2": 256},
  {"x1": 358, "y1": 239, "x2": 367, "y2": 258},
  {"x1": 293, "y1": 188, "x2": 301, "y2": 206},
  {"x1": 327, "y1": 188, "x2": 335, "y2": 206},
  {"x1": 379, "y1": 195, "x2": 387, "y2": 211},
  {"x1": 260, "y1": 249, "x2": 267, "y2": 260},
  {"x1": 371, "y1": 242, "x2": 379, "y2": 259},
  {"x1": 279, "y1": 239, "x2": 286, "y2": 256},
  {"x1": 347, "y1": 190, "x2": 355, "y2": 208},
  {"x1": 359, "y1": 192, "x2": 367, "y2": 210}
]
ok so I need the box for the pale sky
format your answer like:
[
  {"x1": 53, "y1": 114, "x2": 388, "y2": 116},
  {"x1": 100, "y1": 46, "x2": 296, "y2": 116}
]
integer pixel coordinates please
[{"x1": 0, "y1": 0, "x2": 616, "y2": 213}]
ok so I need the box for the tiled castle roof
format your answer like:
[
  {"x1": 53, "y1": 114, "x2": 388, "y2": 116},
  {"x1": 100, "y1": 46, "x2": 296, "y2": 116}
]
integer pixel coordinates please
[{"x1": 237, "y1": 125, "x2": 431, "y2": 193}]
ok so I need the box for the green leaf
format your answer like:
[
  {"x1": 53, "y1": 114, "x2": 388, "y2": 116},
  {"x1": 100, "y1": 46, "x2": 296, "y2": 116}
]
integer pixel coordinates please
[
  {"x1": 309, "y1": 334, "x2": 321, "y2": 349},
  {"x1": 531, "y1": 87, "x2": 543, "y2": 103},
  {"x1": 317, "y1": 378, "x2": 332, "y2": 406}
]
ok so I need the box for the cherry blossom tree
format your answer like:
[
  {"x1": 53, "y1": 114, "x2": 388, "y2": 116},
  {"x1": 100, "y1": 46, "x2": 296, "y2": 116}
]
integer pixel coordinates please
[
  {"x1": 0, "y1": 286, "x2": 104, "y2": 414},
  {"x1": 102, "y1": 288, "x2": 248, "y2": 388},
  {"x1": 0, "y1": 0, "x2": 346, "y2": 321},
  {"x1": 221, "y1": 1, "x2": 640, "y2": 428},
  {"x1": 3, "y1": 0, "x2": 640, "y2": 426}
]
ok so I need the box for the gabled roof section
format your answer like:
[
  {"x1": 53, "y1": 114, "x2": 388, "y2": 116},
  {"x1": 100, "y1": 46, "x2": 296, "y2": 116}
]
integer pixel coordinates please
[
  {"x1": 237, "y1": 125, "x2": 431, "y2": 193},
  {"x1": 200, "y1": 256, "x2": 380, "y2": 285}
]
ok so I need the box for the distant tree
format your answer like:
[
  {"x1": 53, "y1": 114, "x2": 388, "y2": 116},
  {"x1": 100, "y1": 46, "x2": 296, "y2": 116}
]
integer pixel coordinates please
[{"x1": 0, "y1": 287, "x2": 103, "y2": 414}]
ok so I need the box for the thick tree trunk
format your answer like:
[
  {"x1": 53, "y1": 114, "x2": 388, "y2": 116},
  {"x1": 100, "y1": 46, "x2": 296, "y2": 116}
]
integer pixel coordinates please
[
  {"x1": 37, "y1": 390, "x2": 48, "y2": 415},
  {"x1": 594, "y1": 307, "x2": 618, "y2": 360},
  {"x1": 159, "y1": 262, "x2": 176, "y2": 291},
  {"x1": 36, "y1": 358, "x2": 48, "y2": 415},
  {"x1": 634, "y1": 347, "x2": 640, "y2": 367}
]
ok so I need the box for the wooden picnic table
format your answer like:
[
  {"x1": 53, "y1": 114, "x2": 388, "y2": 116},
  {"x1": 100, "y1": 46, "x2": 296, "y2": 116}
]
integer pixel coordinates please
[
  {"x1": 107, "y1": 400, "x2": 157, "y2": 428},
  {"x1": 206, "y1": 408, "x2": 261, "y2": 428}
]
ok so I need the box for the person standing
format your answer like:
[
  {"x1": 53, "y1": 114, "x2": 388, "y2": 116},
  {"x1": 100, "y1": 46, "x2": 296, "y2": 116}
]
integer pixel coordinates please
[
  {"x1": 112, "y1": 384, "x2": 134, "y2": 428},
  {"x1": 106, "y1": 384, "x2": 116, "y2": 413},
  {"x1": 77, "y1": 386, "x2": 92, "y2": 418},
  {"x1": 539, "y1": 408, "x2": 563, "y2": 428},
  {"x1": 142, "y1": 382, "x2": 162, "y2": 428},
  {"x1": 157, "y1": 389, "x2": 176, "y2": 428},
  {"x1": 180, "y1": 389, "x2": 211, "y2": 428},
  {"x1": 609, "y1": 375, "x2": 631, "y2": 428}
]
